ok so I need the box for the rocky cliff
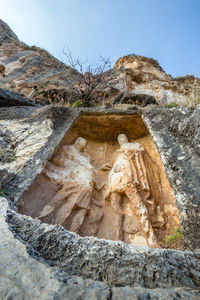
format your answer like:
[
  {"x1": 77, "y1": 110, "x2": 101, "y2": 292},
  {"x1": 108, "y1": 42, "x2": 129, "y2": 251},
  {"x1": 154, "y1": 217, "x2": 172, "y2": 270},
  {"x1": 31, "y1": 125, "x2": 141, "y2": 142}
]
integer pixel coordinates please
[
  {"x1": 110, "y1": 55, "x2": 200, "y2": 106},
  {"x1": 0, "y1": 20, "x2": 200, "y2": 299},
  {"x1": 0, "y1": 103, "x2": 200, "y2": 299},
  {"x1": 0, "y1": 19, "x2": 200, "y2": 107},
  {"x1": 0, "y1": 19, "x2": 80, "y2": 104}
]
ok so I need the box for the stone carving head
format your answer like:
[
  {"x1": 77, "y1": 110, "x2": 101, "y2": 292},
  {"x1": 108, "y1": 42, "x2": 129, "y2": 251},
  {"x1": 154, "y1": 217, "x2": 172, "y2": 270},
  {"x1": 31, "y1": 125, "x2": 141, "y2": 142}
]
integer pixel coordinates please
[
  {"x1": 74, "y1": 137, "x2": 87, "y2": 152},
  {"x1": 117, "y1": 134, "x2": 129, "y2": 146}
]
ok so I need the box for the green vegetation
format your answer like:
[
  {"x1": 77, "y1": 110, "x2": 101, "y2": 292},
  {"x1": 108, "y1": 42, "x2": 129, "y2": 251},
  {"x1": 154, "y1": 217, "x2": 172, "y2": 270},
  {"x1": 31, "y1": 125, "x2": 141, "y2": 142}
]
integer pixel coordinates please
[
  {"x1": 0, "y1": 189, "x2": 7, "y2": 197},
  {"x1": 163, "y1": 228, "x2": 183, "y2": 243},
  {"x1": 160, "y1": 228, "x2": 183, "y2": 249},
  {"x1": 165, "y1": 96, "x2": 200, "y2": 109},
  {"x1": 165, "y1": 102, "x2": 179, "y2": 108},
  {"x1": 0, "y1": 149, "x2": 16, "y2": 163},
  {"x1": 71, "y1": 100, "x2": 83, "y2": 108},
  {"x1": 65, "y1": 99, "x2": 83, "y2": 108}
]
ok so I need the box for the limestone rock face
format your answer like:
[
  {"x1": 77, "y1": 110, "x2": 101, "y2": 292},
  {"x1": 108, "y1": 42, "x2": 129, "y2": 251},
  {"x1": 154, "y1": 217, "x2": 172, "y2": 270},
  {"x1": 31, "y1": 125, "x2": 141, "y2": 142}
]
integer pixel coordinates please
[
  {"x1": 0, "y1": 19, "x2": 80, "y2": 103},
  {"x1": 0, "y1": 105, "x2": 200, "y2": 298},
  {"x1": 0, "y1": 195, "x2": 199, "y2": 299},
  {"x1": 0, "y1": 87, "x2": 39, "y2": 107},
  {"x1": 17, "y1": 113, "x2": 180, "y2": 248},
  {"x1": 108, "y1": 55, "x2": 200, "y2": 106},
  {"x1": 0, "y1": 19, "x2": 19, "y2": 43},
  {"x1": 0, "y1": 18, "x2": 200, "y2": 298},
  {"x1": 1, "y1": 19, "x2": 200, "y2": 107}
]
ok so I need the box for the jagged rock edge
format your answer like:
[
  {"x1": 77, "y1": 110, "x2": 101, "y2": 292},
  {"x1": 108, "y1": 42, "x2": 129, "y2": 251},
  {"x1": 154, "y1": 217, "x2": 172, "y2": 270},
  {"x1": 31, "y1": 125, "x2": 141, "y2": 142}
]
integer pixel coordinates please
[{"x1": 1, "y1": 106, "x2": 200, "y2": 298}]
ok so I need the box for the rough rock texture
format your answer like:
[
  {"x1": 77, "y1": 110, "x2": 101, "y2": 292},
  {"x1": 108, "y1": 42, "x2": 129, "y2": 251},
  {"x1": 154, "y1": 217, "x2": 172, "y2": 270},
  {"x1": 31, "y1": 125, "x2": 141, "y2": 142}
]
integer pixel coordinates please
[
  {"x1": 0, "y1": 169, "x2": 14, "y2": 189},
  {"x1": 0, "y1": 197, "x2": 198, "y2": 299},
  {"x1": 0, "y1": 197, "x2": 111, "y2": 300},
  {"x1": 111, "y1": 55, "x2": 200, "y2": 105},
  {"x1": 0, "y1": 19, "x2": 80, "y2": 104},
  {"x1": 0, "y1": 87, "x2": 39, "y2": 107},
  {"x1": 0, "y1": 194, "x2": 199, "y2": 300},
  {"x1": 0, "y1": 18, "x2": 200, "y2": 296},
  {"x1": 0, "y1": 106, "x2": 80, "y2": 200},
  {"x1": 0, "y1": 105, "x2": 199, "y2": 249},
  {"x1": 112, "y1": 91, "x2": 158, "y2": 106},
  {"x1": 19, "y1": 113, "x2": 180, "y2": 246},
  {"x1": 0, "y1": 19, "x2": 19, "y2": 43},
  {"x1": 142, "y1": 106, "x2": 200, "y2": 249},
  {"x1": 7, "y1": 208, "x2": 200, "y2": 290},
  {"x1": 0, "y1": 105, "x2": 200, "y2": 298},
  {"x1": 1, "y1": 19, "x2": 200, "y2": 107}
]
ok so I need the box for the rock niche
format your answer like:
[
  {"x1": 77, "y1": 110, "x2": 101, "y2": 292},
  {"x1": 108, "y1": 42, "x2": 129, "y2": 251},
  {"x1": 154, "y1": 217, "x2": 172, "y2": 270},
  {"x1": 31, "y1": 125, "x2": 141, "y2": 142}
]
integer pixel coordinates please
[{"x1": 19, "y1": 114, "x2": 180, "y2": 247}]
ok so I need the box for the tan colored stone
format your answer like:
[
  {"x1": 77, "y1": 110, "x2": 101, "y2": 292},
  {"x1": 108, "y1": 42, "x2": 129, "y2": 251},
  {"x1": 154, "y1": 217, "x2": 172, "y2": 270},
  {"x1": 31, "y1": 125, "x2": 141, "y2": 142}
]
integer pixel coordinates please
[
  {"x1": 20, "y1": 115, "x2": 180, "y2": 247},
  {"x1": 39, "y1": 137, "x2": 104, "y2": 233}
]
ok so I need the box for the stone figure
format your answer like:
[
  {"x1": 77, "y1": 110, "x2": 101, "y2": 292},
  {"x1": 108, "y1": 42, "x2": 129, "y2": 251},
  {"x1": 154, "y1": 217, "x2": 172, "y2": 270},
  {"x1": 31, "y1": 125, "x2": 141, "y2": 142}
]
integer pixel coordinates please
[
  {"x1": 39, "y1": 137, "x2": 104, "y2": 233},
  {"x1": 103, "y1": 134, "x2": 159, "y2": 247}
]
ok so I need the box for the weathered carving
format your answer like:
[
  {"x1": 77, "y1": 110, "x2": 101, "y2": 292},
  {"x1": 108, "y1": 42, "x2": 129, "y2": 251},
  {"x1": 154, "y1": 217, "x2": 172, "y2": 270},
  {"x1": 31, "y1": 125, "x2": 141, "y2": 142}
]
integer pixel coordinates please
[
  {"x1": 39, "y1": 137, "x2": 104, "y2": 233},
  {"x1": 19, "y1": 114, "x2": 180, "y2": 248},
  {"x1": 102, "y1": 134, "x2": 160, "y2": 247},
  {"x1": 37, "y1": 133, "x2": 168, "y2": 247}
]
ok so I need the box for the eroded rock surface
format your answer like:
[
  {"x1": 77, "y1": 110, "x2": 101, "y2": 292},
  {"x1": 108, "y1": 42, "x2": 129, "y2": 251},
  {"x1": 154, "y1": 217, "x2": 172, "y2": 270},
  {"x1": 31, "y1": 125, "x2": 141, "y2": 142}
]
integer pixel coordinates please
[
  {"x1": 0, "y1": 87, "x2": 39, "y2": 107},
  {"x1": 111, "y1": 55, "x2": 200, "y2": 106},
  {"x1": 0, "y1": 105, "x2": 200, "y2": 298},
  {"x1": 18, "y1": 113, "x2": 180, "y2": 248},
  {"x1": 143, "y1": 106, "x2": 200, "y2": 249},
  {"x1": 0, "y1": 19, "x2": 80, "y2": 104},
  {"x1": 0, "y1": 18, "x2": 200, "y2": 300},
  {"x1": 1, "y1": 19, "x2": 200, "y2": 107},
  {"x1": 0, "y1": 195, "x2": 198, "y2": 299},
  {"x1": 0, "y1": 197, "x2": 110, "y2": 300}
]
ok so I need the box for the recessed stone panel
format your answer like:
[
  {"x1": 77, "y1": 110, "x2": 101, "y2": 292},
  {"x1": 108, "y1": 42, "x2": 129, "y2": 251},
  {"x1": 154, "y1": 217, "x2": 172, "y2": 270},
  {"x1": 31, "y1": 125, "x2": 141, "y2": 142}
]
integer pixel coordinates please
[{"x1": 19, "y1": 114, "x2": 180, "y2": 247}]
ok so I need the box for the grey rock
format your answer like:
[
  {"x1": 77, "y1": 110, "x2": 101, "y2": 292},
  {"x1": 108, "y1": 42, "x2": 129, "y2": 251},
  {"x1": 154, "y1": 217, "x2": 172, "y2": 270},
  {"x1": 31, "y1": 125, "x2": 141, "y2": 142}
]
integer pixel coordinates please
[
  {"x1": 0, "y1": 197, "x2": 110, "y2": 300},
  {"x1": 113, "y1": 91, "x2": 158, "y2": 106},
  {"x1": 142, "y1": 107, "x2": 200, "y2": 249},
  {"x1": 7, "y1": 209, "x2": 200, "y2": 290},
  {"x1": 1, "y1": 105, "x2": 79, "y2": 201},
  {"x1": 0, "y1": 105, "x2": 198, "y2": 249},
  {"x1": 0, "y1": 87, "x2": 40, "y2": 107},
  {"x1": 0, "y1": 105, "x2": 200, "y2": 298},
  {"x1": 0, "y1": 19, "x2": 19, "y2": 43},
  {"x1": 111, "y1": 286, "x2": 200, "y2": 300},
  {"x1": 0, "y1": 196, "x2": 197, "y2": 299},
  {"x1": 0, "y1": 169, "x2": 15, "y2": 189}
]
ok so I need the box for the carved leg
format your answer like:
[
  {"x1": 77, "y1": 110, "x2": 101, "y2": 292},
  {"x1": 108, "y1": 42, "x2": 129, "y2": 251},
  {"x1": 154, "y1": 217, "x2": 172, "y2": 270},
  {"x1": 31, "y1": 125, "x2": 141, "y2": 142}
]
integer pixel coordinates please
[
  {"x1": 69, "y1": 208, "x2": 87, "y2": 233},
  {"x1": 39, "y1": 184, "x2": 76, "y2": 219},
  {"x1": 110, "y1": 193, "x2": 123, "y2": 241}
]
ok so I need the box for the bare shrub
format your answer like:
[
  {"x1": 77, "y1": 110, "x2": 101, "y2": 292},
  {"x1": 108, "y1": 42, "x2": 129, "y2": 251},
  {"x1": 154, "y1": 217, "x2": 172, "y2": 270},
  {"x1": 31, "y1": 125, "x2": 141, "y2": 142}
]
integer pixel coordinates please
[{"x1": 63, "y1": 48, "x2": 111, "y2": 106}]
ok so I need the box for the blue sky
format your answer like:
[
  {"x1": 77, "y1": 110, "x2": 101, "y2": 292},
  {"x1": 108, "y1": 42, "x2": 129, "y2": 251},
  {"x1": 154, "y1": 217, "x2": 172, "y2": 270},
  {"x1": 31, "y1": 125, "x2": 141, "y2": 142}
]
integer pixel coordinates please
[{"x1": 1, "y1": 0, "x2": 200, "y2": 77}]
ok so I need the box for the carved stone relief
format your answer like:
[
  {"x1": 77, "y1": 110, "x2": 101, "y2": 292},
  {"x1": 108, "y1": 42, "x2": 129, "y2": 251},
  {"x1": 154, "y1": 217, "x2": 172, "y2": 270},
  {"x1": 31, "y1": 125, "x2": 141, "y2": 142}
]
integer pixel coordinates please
[
  {"x1": 39, "y1": 137, "x2": 104, "y2": 233},
  {"x1": 19, "y1": 115, "x2": 180, "y2": 247}
]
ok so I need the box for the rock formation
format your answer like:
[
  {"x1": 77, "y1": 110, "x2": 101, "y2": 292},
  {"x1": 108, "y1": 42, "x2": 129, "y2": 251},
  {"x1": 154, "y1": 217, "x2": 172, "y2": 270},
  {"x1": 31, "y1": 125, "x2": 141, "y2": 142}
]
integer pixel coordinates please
[
  {"x1": 0, "y1": 19, "x2": 200, "y2": 299},
  {"x1": 111, "y1": 55, "x2": 200, "y2": 105},
  {"x1": 0, "y1": 87, "x2": 39, "y2": 107},
  {"x1": 0, "y1": 102, "x2": 200, "y2": 299},
  {"x1": 18, "y1": 114, "x2": 181, "y2": 248},
  {"x1": 0, "y1": 19, "x2": 80, "y2": 104},
  {"x1": 1, "y1": 19, "x2": 200, "y2": 107}
]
